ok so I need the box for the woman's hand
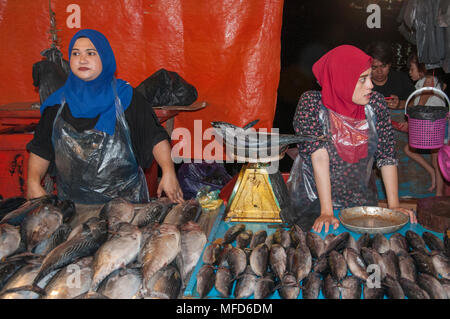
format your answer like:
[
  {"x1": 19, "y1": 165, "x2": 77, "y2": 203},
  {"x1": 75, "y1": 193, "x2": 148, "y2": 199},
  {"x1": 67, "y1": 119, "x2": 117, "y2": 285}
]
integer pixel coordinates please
[
  {"x1": 157, "y1": 171, "x2": 184, "y2": 204},
  {"x1": 390, "y1": 206, "x2": 417, "y2": 224},
  {"x1": 26, "y1": 182, "x2": 48, "y2": 200},
  {"x1": 312, "y1": 213, "x2": 340, "y2": 233},
  {"x1": 387, "y1": 94, "x2": 400, "y2": 109}
]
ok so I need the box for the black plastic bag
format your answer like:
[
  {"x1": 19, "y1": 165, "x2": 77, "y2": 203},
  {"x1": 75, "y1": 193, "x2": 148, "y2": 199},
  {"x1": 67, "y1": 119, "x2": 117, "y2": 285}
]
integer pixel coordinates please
[
  {"x1": 136, "y1": 68, "x2": 198, "y2": 107},
  {"x1": 407, "y1": 105, "x2": 448, "y2": 121}
]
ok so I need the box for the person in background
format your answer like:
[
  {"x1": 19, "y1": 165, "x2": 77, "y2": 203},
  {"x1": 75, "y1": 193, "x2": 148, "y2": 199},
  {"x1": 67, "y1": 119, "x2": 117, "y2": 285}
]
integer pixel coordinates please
[
  {"x1": 290, "y1": 45, "x2": 416, "y2": 233},
  {"x1": 26, "y1": 29, "x2": 184, "y2": 204},
  {"x1": 365, "y1": 41, "x2": 415, "y2": 110},
  {"x1": 403, "y1": 53, "x2": 447, "y2": 195}
]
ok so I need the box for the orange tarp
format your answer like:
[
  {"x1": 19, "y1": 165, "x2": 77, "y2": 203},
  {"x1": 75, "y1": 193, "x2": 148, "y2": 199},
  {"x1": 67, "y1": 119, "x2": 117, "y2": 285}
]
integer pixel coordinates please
[{"x1": 0, "y1": 0, "x2": 283, "y2": 160}]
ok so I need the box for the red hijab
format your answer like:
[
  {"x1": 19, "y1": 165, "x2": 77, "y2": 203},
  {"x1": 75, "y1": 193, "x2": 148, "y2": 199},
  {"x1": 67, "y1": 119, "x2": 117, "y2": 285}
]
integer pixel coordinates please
[{"x1": 312, "y1": 45, "x2": 373, "y2": 163}]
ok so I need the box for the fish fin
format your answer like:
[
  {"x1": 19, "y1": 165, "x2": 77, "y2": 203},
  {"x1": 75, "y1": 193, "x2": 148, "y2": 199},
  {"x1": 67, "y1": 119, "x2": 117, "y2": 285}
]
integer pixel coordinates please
[
  {"x1": 1, "y1": 284, "x2": 47, "y2": 296},
  {"x1": 243, "y1": 119, "x2": 259, "y2": 130}
]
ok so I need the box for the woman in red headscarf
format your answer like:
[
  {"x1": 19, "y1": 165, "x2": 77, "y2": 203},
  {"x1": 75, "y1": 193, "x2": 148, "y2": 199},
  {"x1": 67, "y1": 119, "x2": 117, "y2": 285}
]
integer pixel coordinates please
[{"x1": 288, "y1": 45, "x2": 416, "y2": 233}]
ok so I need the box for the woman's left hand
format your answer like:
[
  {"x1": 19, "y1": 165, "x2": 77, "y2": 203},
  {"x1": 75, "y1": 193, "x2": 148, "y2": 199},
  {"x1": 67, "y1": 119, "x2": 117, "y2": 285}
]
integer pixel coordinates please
[
  {"x1": 390, "y1": 206, "x2": 417, "y2": 224},
  {"x1": 157, "y1": 171, "x2": 184, "y2": 204}
]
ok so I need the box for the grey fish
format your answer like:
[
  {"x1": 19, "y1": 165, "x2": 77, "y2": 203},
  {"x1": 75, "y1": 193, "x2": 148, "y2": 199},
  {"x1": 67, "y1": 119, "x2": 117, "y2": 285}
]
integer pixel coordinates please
[
  {"x1": 202, "y1": 243, "x2": 222, "y2": 265},
  {"x1": 302, "y1": 272, "x2": 322, "y2": 299},
  {"x1": 163, "y1": 199, "x2": 201, "y2": 226},
  {"x1": 438, "y1": 278, "x2": 450, "y2": 298},
  {"x1": 227, "y1": 247, "x2": 247, "y2": 279},
  {"x1": 292, "y1": 244, "x2": 312, "y2": 282},
  {"x1": 361, "y1": 247, "x2": 386, "y2": 280},
  {"x1": 340, "y1": 276, "x2": 361, "y2": 299},
  {"x1": 356, "y1": 233, "x2": 372, "y2": 252},
  {"x1": 214, "y1": 267, "x2": 232, "y2": 298},
  {"x1": 91, "y1": 223, "x2": 142, "y2": 290},
  {"x1": 145, "y1": 265, "x2": 181, "y2": 299},
  {"x1": 176, "y1": 221, "x2": 207, "y2": 286},
  {"x1": 324, "y1": 233, "x2": 337, "y2": 248},
  {"x1": 422, "y1": 232, "x2": 445, "y2": 252},
  {"x1": 254, "y1": 274, "x2": 275, "y2": 299},
  {"x1": 328, "y1": 250, "x2": 347, "y2": 282},
  {"x1": 0, "y1": 254, "x2": 41, "y2": 291},
  {"x1": 273, "y1": 228, "x2": 291, "y2": 249},
  {"x1": 323, "y1": 232, "x2": 349, "y2": 256},
  {"x1": 236, "y1": 230, "x2": 253, "y2": 249},
  {"x1": 290, "y1": 225, "x2": 307, "y2": 248},
  {"x1": 250, "y1": 230, "x2": 267, "y2": 249},
  {"x1": 131, "y1": 198, "x2": 173, "y2": 227},
  {"x1": 313, "y1": 255, "x2": 330, "y2": 275},
  {"x1": 33, "y1": 223, "x2": 72, "y2": 256},
  {"x1": 410, "y1": 250, "x2": 438, "y2": 277},
  {"x1": 382, "y1": 275, "x2": 405, "y2": 299},
  {"x1": 223, "y1": 224, "x2": 246, "y2": 245},
  {"x1": 416, "y1": 273, "x2": 447, "y2": 299},
  {"x1": 398, "y1": 252, "x2": 417, "y2": 282},
  {"x1": 343, "y1": 248, "x2": 368, "y2": 281},
  {"x1": 323, "y1": 274, "x2": 340, "y2": 299},
  {"x1": 372, "y1": 234, "x2": 390, "y2": 254},
  {"x1": 21, "y1": 203, "x2": 63, "y2": 252},
  {"x1": 234, "y1": 265, "x2": 257, "y2": 299},
  {"x1": 363, "y1": 281, "x2": 385, "y2": 299},
  {"x1": 269, "y1": 244, "x2": 287, "y2": 280},
  {"x1": 405, "y1": 230, "x2": 428, "y2": 254},
  {"x1": 346, "y1": 235, "x2": 359, "y2": 253},
  {"x1": 382, "y1": 250, "x2": 400, "y2": 280},
  {"x1": 306, "y1": 232, "x2": 325, "y2": 259},
  {"x1": 141, "y1": 223, "x2": 180, "y2": 290},
  {"x1": 250, "y1": 243, "x2": 269, "y2": 277},
  {"x1": 0, "y1": 195, "x2": 58, "y2": 226},
  {"x1": 286, "y1": 246, "x2": 295, "y2": 273},
  {"x1": 196, "y1": 264, "x2": 215, "y2": 298},
  {"x1": 99, "y1": 198, "x2": 135, "y2": 229},
  {"x1": 389, "y1": 233, "x2": 408, "y2": 255},
  {"x1": 399, "y1": 278, "x2": 430, "y2": 299},
  {"x1": 0, "y1": 224, "x2": 21, "y2": 260},
  {"x1": 44, "y1": 257, "x2": 93, "y2": 299},
  {"x1": 431, "y1": 252, "x2": 450, "y2": 280},
  {"x1": 445, "y1": 228, "x2": 450, "y2": 257},
  {"x1": 74, "y1": 291, "x2": 109, "y2": 299},
  {"x1": 217, "y1": 244, "x2": 233, "y2": 267},
  {"x1": 265, "y1": 234, "x2": 274, "y2": 250},
  {"x1": 278, "y1": 273, "x2": 299, "y2": 299},
  {"x1": 33, "y1": 217, "x2": 108, "y2": 286}
]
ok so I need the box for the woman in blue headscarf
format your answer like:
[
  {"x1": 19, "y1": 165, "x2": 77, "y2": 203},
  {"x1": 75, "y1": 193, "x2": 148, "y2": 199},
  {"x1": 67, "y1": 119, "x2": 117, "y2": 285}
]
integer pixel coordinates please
[{"x1": 26, "y1": 29, "x2": 184, "y2": 204}]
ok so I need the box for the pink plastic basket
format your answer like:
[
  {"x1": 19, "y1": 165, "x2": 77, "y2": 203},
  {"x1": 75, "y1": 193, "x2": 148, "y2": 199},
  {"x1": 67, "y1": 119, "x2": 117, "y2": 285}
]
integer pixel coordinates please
[{"x1": 405, "y1": 87, "x2": 449, "y2": 149}]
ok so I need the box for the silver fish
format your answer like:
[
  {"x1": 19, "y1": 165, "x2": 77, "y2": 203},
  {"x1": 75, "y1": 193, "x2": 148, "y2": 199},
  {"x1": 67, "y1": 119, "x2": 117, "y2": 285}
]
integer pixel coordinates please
[
  {"x1": 196, "y1": 264, "x2": 215, "y2": 298},
  {"x1": 0, "y1": 224, "x2": 21, "y2": 260},
  {"x1": 361, "y1": 247, "x2": 386, "y2": 280},
  {"x1": 269, "y1": 244, "x2": 287, "y2": 280},
  {"x1": 145, "y1": 265, "x2": 181, "y2": 299},
  {"x1": 389, "y1": 233, "x2": 408, "y2": 255},
  {"x1": 431, "y1": 252, "x2": 450, "y2": 280},
  {"x1": 98, "y1": 268, "x2": 142, "y2": 299},
  {"x1": 214, "y1": 267, "x2": 233, "y2": 298},
  {"x1": 372, "y1": 234, "x2": 390, "y2": 254},
  {"x1": 234, "y1": 265, "x2": 257, "y2": 299},
  {"x1": 163, "y1": 199, "x2": 201, "y2": 226},
  {"x1": 343, "y1": 248, "x2": 368, "y2": 281},
  {"x1": 99, "y1": 198, "x2": 135, "y2": 230},
  {"x1": 346, "y1": 235, "x2": 359, "y2": 253},
  {"x1": 227, "y1": 247, "x2": 247, "y2": 279},
  {"x1": 33, "y1": 223, "x2": 72, "y2": 256},
  {"x1": 131, "y1": 198, "x2": 173, "y2": 227},
  {"x1": 249, "y1": 243, "x2": 269, "y2": 277}
]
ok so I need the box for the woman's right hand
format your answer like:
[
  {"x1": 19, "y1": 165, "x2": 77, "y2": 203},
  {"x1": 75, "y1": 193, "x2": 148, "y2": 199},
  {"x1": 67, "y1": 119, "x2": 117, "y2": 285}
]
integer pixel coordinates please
[
  {"x1": 312, "y1": 213, "x2": 339, "y2": 233},
  {"x1": 26, "y1": 183, "x2": 48, "y2": 200}
]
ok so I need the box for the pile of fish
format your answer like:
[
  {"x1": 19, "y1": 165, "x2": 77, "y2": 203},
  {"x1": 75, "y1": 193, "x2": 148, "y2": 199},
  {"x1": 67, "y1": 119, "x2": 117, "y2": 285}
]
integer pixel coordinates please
[
  {"x1": 196, "y1": 224, "x2": 450, "y2": 299},
  {"x1": 0, "y1": 195, "x2": 207, "y2": 299}
]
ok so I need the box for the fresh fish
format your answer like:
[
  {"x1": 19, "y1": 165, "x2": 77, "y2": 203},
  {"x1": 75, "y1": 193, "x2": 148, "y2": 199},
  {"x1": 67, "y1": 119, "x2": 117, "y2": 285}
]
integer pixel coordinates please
[
  {"x1": 323, "y1": 274, "x2": 340, "y2": 299},
  {"x1": 227, "y1": 247, "x2": 247, "y2": 279},
  {"x1": 0, "y1": 197, "x2": 26, "y2": 219},
  {"x1": 249, "y1": 243, "x2": 269, "y2": 277},
  {"x1": 91, "y1": 223, "x2": 142, "y2": 290},
  {"x1": 141, "y1": 223, "x2": 180, "y2": 290},
  {"x1": 273, "y1": 228, "x2": 291, "y2": 249},
  {"x1": 343, "y1": 248, "x2": 368, "y2": 281},
  {"x1": 32, "y1": 217, "x2": 108, "y2": 286},
  {"x1": 254, "y1": 274, "x2": 275, "y2": 299},
  {"x1": 196, "y1": 264, "x2": 215, "y2": 298},
  {"x1": 328, "y1": 250, "x2": 347, "y2": 282},
  {"x1": 416, "y1": 273, "x2": 447, "y2": 299},
  {"x1": 56, "y1": 199, "x2": 76, "y2": 224},
  {"x1": 372, "y1": 234, "x2": 390, "y2": 254},
  {"x1": 324, "y1": 233, "x2": 337, "y2": 248},
  {"x1": 382, "y1": 250, "x2": 400, "y2": 280},
  {"x1": 0, "y1": 254, "x2": 40, "y2": 291},
  {"x1": 389, "y1": 233, "x2": 408, "y2": 255},
  {"x1": 74, "y1": 291, "x2": 109, "y2": 299},
  {"x1": 302, "y1": 272, "x2": 322, "y2": 299},
  {"x1": 163, "y1": 199, "x2": 201, "y2": 226},
  {"x1": 145, "y1": 265, "x2": 181, "y2": 299},
  {"x1": 33, "y1": 223, "x2": 72, "y2": 256},
  {"x1": 410, "y1": 250, "x2": 438, "y2": 277},
  {"x1": 422, "y1": 232, "x2": 445, "y2": 252},
  {"x1": 399, "y1": 278, "x2": 430, "y2": 299},
  {"x1": 99, "y1": 198, "x2": 135, "y2": 229},
  {"x1": 286, "y1": 246, "x2": 295, "y2": 273},
  {"x1": 313, "y1": 255, "x2": 330, "y2": 275},
  {"x1": 398, "y1": 252, "x2": 417, "y2": 282},
  {"x1": 0, "y1": 224, "x2": 21, "y2": 260},
  {"x1": 250, "y1": 230, "x2": 267, "y2": 249},
  {"x1": 139, "y1": 223, "x2": 160, "y2": 250},
  {"x1": 236, "y1": 230, "x2": 253, "y2": 249},
  {"x1": 405, "y1": 230, "x2": 428, "y2": 254},
  {"x1": 356, "y1": 233, "x2": 372, "y2": 252},
  {"x1": 363, "y1": 281, "x2": 385, "y2": 299},
  {"x1": 176, "y1": 222, "x2": 207, "y2": 286},
  {"x1": 438, "y1": 278, "x2": 450, "y2": 298},
  {"x1": 382, "y1": 275, "x2": 405, "y2": 299},
  {"x1": 269, "y1": 244, "x2": 287, "y2": 280},
  {"x1": 234, "y1": 265, "x2": 257, "y2": 299},
  {"x1": 131, "y1": 199, "x2": 173, "y2": 227},
  {"x1": 217, "y1": 244, "x2": 233, "y2": 267},
  {"x1": 431, "y1": 252, "x2": 450, "y2": 280},
  {"x1": 340, "y1": 276, "x2": 361, "y2": 299},
  {"x1": 306, "y1": 232, "x2": 325, "y2": 259},
  {"x1": 214, "y1": 267, "x2": 233, "y2": 298},
  {"x1": 346, "y1": 235, "x2": 358, "y2": 253},
  {"x1": 278, "y1": 273, "x2": 299, "y2": 299},
  {"x1": 0, "y1": 195, "x2": 58, "y2": 226},
  {"x1": 292, "y1": 244, "x2": 312, "y2": 282},
  {"x1": 323, "y1": 232, "x2": 349, "y2": 256},
  {"x1": 361, "y1": 247, "x2": 386, "y2": 280},
  {"x1": 202, "y1": 243, "x2": 222, "y2": 265},
  {"x1": 21, "y1": 203, "x2": 63, "y2": 252},
  {"x1": 265, "y1": 234, "x2": 274, "y2": 250},
  {"x1": 44, "y1": 257, "x2": 93, "y2": 299},
  {"x1": 290, "y1": 225, "x2": 307, "y2": 248},
  {"x1": 223, "y1": 224, "x2": 246, "y2": 244}
]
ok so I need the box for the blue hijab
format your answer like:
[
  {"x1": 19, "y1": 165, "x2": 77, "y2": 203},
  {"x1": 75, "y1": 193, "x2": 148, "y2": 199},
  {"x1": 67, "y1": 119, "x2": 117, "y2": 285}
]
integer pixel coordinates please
[{"x1": 41, "y1": 29, "x2": 133, "y2": 135}]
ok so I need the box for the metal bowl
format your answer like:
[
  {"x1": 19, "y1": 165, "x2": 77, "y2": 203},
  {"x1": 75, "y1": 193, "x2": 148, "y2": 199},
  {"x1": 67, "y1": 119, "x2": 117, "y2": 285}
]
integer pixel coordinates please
[{"x1": 339, "y1": 206, "x2": 409, "y2": 234}]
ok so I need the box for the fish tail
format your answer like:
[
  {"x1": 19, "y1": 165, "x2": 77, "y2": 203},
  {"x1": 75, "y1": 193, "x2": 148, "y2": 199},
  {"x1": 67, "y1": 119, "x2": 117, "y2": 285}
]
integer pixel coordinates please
[{"x1": 1, "y1": 284, "x2": 47, "y2": 296}]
